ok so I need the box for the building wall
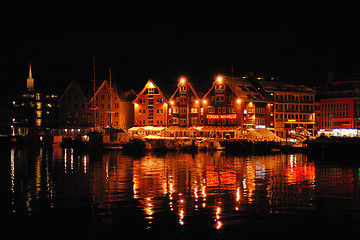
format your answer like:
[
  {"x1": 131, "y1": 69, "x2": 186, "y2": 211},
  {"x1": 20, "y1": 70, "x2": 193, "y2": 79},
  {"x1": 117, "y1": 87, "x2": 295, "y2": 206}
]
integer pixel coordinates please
[
  {"x1": 320, "y1": 98, "x2": 355, "y2": 129},
  {"x1": 133, "y1": 80, "x2": 167, "y2": 127},
  {"x1": 58, "y1": 82, "x2": 91, "y2": 129},
  {"x1": 168, "y1": 79, "x2": 201, "y2": 127},
  {"x1": 12, "y1": 91, "x2": 58, "y2": 135},
  {"x1": 201, "y1": 77, "x2": 274, "y2": 130},
  {"x1": 202, "y1": 79, "x2": 243, "y2": 127},
  {"x1": 273, "y1": 91, "x2": 316, "y2": 135},
  {"x1": 90, "y1": 80, "x2": 133, "y2": 131}
]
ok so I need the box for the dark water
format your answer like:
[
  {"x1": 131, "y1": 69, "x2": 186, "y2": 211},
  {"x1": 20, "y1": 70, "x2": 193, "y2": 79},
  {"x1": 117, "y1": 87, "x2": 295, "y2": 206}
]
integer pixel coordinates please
[{"x1": 2, "y1": 147, "x2": 360, "y2": 239}]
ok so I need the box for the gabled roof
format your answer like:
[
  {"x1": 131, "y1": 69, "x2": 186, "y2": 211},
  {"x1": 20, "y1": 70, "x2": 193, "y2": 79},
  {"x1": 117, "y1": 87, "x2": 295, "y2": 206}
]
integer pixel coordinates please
[
  {"x1": 132, "y1": 79, "x2": 168, "y2": 104},
  {"x1": 89, "y1": 80, "x2": 125, "y2": 103},
  {"x1": 168, "y1": 80, "x2": 200, "y2": 101},
  {"x1": 58, "y1": 81, "x2": 87, "y2": 103}
]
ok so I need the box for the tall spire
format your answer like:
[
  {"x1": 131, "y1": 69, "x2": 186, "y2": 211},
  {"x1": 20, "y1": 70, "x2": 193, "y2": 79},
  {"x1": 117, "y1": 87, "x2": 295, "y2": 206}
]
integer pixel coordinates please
[
  {"x1": 27, "y1": 61, "x2": 34, "y2": 90},
  {"x1": 28, "y1": 61, "x2": 32, "y2": 79}
]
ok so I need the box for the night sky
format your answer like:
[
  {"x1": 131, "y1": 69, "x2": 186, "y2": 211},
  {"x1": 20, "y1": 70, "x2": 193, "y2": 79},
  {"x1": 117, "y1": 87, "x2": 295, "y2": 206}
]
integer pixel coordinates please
[{"x1": 2, "y1": 2, "x2": 360, "y2": 101}]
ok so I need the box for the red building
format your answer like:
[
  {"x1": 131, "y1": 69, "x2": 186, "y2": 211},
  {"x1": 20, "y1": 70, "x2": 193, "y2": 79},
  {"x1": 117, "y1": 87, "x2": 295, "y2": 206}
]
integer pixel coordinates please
[
  {"x1": 319, "y1": 73, "x2": 360, "y2": 132},
  {"x1": 132, "y1": 79, "x2": 168, "y2": 127},
  {"x1": 168, "y1": 77, "x2": 201, "y2": 127},
  {"x1": 202, "y1": 75, "x2": 273, "y2": 130}
]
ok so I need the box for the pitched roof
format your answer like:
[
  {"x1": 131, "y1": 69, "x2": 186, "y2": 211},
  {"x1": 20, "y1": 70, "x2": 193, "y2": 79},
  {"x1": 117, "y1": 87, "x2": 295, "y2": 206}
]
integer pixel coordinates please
[
  {"x1": 168, "y1": 79, "x2": 201, "y2": 101},
  {"x1": 132, "y1": 79, "x2": 168, "y2": 103},
  {"x1": 58, "y1": 81, "x2": 87, "y2": 103}
]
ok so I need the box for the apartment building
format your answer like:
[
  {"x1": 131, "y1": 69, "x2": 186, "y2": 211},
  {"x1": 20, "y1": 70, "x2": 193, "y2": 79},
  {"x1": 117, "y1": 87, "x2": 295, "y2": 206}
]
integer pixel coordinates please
[{"x1": 258, "y1": 81, "x2": 316, "y2": 137}]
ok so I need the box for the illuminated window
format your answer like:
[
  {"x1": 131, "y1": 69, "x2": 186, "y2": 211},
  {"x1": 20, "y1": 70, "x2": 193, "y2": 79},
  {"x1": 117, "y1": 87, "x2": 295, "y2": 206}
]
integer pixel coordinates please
[
  {"x1": 36, "y1": 119, "x2": 42, "y2": 126},
  {"x1": 36, "y1": 110, "x2": 42, "y2": 118},
  {"x1": 191, "y1": 107, "x2": 198, "y2": 113},
  {"x1": 148, "y1": 88, "x2": 155, "y2": 95},
  {"x1": 36, "y1": 102, "x2": 42, "y2": 109}
]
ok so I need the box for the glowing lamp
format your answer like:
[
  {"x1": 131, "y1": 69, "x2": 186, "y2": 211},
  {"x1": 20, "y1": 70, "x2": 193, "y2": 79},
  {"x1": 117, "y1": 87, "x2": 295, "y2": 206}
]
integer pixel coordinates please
[
  {"x1": 203, "y1": 100, "x2": 207, "y2": 104},
  {"x1": 217, "y1": 76, "x2": 222, "y2": 83},
  {"x1": 236, "y1": 99, "x2": 241, "y2": 104},
  {"x1": 170, "y1": 101, "x2": 174, "y2": 105},
  {"x1": 195, "y1": 100, "x2": 199, "y2": 104},
  {"x1": 180, "y1": 78, "x2": 186, "y2": 83}
]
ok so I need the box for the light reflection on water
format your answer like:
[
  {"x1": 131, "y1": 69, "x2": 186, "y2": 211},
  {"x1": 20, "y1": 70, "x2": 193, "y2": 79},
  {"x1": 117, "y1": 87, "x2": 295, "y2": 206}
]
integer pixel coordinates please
[{"x1": 6, "y1": 147, "x2": 360, "y2": 238}]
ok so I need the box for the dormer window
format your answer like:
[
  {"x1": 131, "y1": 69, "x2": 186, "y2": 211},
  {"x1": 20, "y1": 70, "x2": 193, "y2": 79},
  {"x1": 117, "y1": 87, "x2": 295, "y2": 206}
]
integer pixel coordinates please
[{"x1": 148, "y1": 88, "x2": 155, "y2": 95}]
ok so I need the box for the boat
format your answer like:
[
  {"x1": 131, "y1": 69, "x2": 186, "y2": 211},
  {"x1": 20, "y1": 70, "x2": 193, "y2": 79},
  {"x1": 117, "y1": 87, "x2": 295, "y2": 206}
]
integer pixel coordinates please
[{"x1": 122, "y1": 138, "x2": 147, "y2": 153}]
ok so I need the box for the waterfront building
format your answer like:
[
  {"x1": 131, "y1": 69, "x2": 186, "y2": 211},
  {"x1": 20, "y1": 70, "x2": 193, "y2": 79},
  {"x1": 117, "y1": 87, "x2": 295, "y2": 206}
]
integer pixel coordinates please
[
  {"x1": 89, "y1": 80, "x2": 134, "y2": 132},
  {"x1": 58, "y1": 81, "x2": 92, "y2": 131},
  {"x1": 11, "y1": 63, "x2": 58, "y2": 136},
  {"x1": 168, "y1": 77, "x2": 201, "y2": 127},
  {"x1": 319, "y1": 72, "x2": 360, "y2": 136},
  {"x1": 258, "y1": 80, "x2": 316, "y2": 137},
  {"x1": 201, "y1": 75, "x2": 273, "y2": 137},
  {"x1": 132, "y1": 79, "x2": 168, "y2": 127}
]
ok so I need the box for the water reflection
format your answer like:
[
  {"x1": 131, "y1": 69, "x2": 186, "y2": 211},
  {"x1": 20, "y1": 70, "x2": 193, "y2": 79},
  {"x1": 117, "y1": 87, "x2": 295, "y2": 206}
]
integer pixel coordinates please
[
  {"x1": 7, "y1": 147, "x2": 360, "y2": 237},
  {"x1": 129, "y1": 152, "x2": 316, "y2": 229}
]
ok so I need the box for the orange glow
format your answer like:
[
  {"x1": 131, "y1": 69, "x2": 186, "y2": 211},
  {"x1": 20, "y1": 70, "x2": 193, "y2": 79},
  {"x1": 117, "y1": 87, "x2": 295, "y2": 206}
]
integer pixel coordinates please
[
  {"x1": 195, "y1": 100, "x2": 199, "y2": 104},
  {"x1": 207, "y1": 114, "x2": 236, "y2": 119},
  {"x1": 203, "y1": 100, "x2": 207, "y2": 104},
  {"x1": 217, "y1": 76, "x2": 222, "y2": 83},
  {"x1": 180, "y1": 78, "x2": 186, "y2": 83},
  {"x1": 287, "y1": 119, "x2": 297, "y2": 122},
  {"x1": 285, "y1": 163, "x2": 315, "y2": 185},
  {"x1": 170, "y1": 101, "x2": 174, "y2": 105},
  {"x1": 236, "y1": 99, "x2": 241, "y2": 104}
]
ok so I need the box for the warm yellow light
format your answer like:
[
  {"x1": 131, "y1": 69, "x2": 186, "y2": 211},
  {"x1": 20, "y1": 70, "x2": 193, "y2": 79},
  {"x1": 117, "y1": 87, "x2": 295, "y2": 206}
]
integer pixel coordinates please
[
  {"x1": 170, "y1": 101, "x2": 174, "y2": 105},
  {"x1": 217, "y1": 76, "x2": 222, "y2": 83},
  {"x1": 180, "y1": 78, "x2": 185, "y2": 83},
  {"x1": 195, "y1": 100, "x2": 199, "y2": 104},
  {"x1": 236, "y1": 99, "x2": 241, "y2": 104},
  {"x1": 147, "y1": 81, "x2": 154, "y2": 88},
  {"x1": 203, "y1": 100, "x2": 207, "y2": 104}
]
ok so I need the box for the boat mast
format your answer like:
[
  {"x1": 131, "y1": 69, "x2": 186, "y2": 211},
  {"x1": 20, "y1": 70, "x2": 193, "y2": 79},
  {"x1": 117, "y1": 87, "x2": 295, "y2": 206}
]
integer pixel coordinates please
[
  {"x1": 109, "y1": 66, "x2": 113, "y2": 127},
  {"x1": 92, "y1": 56, "x2": 97, "y2": 130}
]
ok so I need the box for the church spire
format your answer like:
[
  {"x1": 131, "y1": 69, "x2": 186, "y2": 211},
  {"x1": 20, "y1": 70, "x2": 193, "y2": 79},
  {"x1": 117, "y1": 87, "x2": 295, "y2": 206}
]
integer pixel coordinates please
[
  {"x1": 27, "y1": 61, "x2": 34, "y2": 91},
  {"x1": 28, "y1": 61, "x2": 32, "y2": 79}
]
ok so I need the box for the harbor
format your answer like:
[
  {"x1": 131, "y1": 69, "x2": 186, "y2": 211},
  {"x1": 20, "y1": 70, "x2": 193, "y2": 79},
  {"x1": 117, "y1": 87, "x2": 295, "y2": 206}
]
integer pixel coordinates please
[{"x1": 5, "y1": 145, "x2": 360, "y2": 239}]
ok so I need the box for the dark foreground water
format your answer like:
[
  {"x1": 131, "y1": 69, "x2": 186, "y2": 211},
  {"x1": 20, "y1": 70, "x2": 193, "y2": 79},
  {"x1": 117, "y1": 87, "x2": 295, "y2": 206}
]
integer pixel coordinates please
[{"x1": 2, "y1": 147, "x2": 360, "y2": 239}]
